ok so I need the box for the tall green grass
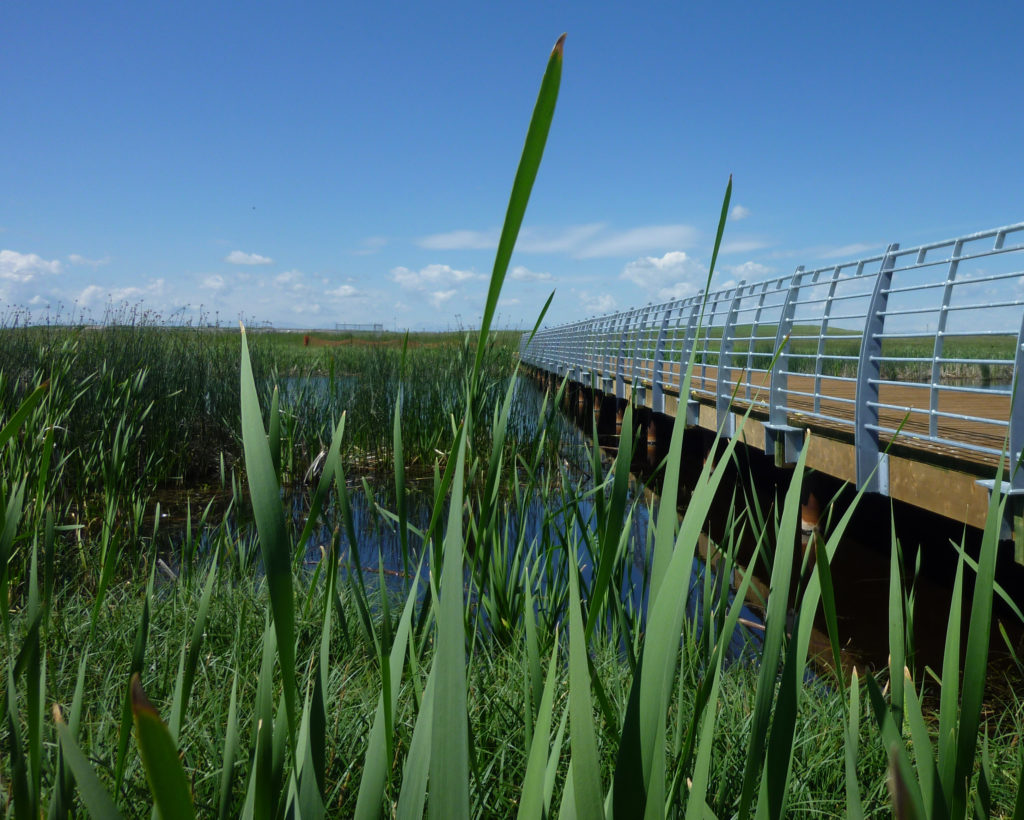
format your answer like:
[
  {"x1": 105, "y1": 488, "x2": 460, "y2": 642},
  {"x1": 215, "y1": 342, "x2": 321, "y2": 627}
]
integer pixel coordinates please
[{"x1": 2, "y1": 32, "x2": 1022, "y2": 819}]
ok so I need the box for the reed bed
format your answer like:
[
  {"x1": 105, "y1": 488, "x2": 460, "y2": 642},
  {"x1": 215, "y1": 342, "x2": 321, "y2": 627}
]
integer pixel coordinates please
[{"x1": 2, "y1": 34, "x2": 1022, "y2": 819}]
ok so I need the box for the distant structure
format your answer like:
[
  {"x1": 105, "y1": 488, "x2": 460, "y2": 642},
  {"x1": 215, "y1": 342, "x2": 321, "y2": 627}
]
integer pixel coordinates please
[{"x1": 334, "y1": 322, "x2": 385, "y2": 334}]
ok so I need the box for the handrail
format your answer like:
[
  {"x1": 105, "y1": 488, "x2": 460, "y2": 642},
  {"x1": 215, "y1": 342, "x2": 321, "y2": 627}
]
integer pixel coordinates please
[{"x1": 520, "y1": 222, "x2": 1024, "y2": 495}]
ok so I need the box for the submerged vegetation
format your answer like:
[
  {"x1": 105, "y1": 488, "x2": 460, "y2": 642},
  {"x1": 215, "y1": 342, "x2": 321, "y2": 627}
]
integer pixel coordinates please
[{"x1": 3, "y1": 34, "x2": 1023, "y2": 819}]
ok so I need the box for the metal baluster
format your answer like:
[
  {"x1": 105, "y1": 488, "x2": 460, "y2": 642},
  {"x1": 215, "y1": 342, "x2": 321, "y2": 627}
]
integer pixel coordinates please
[
  {"x1": 764, "y1": 267, "x2": 804, "y2": 463},
  {"x1": 814, "y1": 266, "x2": 843, "y2": 414},
  {"x1": 855, "y1": 243, "x2": 899, "y2": 494},
  {"x1": 716, "y1": 282, "x2": 746, "y2": 436},
  {"x1": 930, "y1": 240, "x2": 963, "y2": 438},
  {"x1": 651, "y1": 304, "x2": 671, "y2": 414}
]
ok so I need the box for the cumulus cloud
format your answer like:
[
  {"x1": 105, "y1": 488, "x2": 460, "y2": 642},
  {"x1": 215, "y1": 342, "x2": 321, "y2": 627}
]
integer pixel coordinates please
[
  {"x1": 621, "y1": 250, "x2": 706, "y2": 300},
  {"x1": 580, "y1": 291, "x2": 617, "y2": 314},
  {"x1": 509, "y1": 265, "x2": 552, "y2": 282},
  {"x1": 429, "y1": 290, "x2": 457, "y2": 308},
  {"x1": 727, "y1": 261, "x2": 773, "y2": 280},
  {"x1": 517, "y1": 224, "x2": 605, "y2": 254},
  {"x1": 226, "y1": 250, "x2": 273, "y2": 265},
  {"x1": 274, "y1": 270, "x2": 303, "y2": 288},
  {"x1": 68, "y1": 253, "x2": 110, "y2": 267},
  {"x1": 77, "y1": 278, "x2": 166, "y2": 308},
  {"x1": 1, "y1": 250, "x2": 62, "y2": 281},
  {"x1": 576, "y1": 224, "x2": 699, "y2": 258},
  {"x1": 817, "y1": 242, "x2": 878, "y2": 259},
  {"x1": 720, "y1": 238, "x2": 770, "y2": 255},
  {"x1": 730, "y1": 205, "x2": 751, "y2": 221},
  {"x1": 417, "y1": 230, "x2": 498, "y2": 251},
  {"x1": 326, "y1": 284, "x2": 361, "y2": 299},
  {"x1": 201, "y1": 274, "x2": 227, "y2": 292},
  {"x1": 391, "y1": 263, "x2": 480, "y2": 289},
  {"x1": 417, "y1": 222, "x2": 698, "y2": 259},
  {"x1": 353, "y1": 235, "x2": 388, "y2": 255}
]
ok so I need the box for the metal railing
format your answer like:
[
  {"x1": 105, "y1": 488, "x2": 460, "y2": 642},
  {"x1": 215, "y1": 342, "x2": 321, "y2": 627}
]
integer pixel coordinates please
[{"x1": 520, "y1": 222, "x2": 1024, "y2": 494}]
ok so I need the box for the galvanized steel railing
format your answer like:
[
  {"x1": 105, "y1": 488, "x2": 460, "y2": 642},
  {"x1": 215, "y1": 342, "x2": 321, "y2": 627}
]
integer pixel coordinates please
[{"x1": 520, "y1": 222, "x2": 1024, "y2": 494}]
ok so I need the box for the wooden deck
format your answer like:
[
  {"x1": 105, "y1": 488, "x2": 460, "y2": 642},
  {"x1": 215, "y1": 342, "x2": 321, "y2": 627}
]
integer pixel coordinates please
[{"x1": 553, "y1": 359, "x2": 1016, "y2": 531}]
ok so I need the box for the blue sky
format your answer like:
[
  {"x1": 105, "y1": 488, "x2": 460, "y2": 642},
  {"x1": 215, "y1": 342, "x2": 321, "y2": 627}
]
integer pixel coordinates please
[{"x1": 3, "y1": 2, "x2": 1023, "y2": 330}]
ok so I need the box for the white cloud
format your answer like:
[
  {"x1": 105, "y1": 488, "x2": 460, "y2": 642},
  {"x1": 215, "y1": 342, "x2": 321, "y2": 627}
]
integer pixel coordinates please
[
  {"x1": 326, "y1": 284, "x2": 361, "y2": 299},
  {"x1": 274, "y1": 270, "x2": 303, "y2": 288},
  {"x1": 77, "y1": 278, "x2": 166, "y2": 308},
  {"x1": 517, "y1": 224, "x2": 605, "y2": 254},
  {"x1": 730, "y1": 205, "x2": 751, "y2": 221},
  {"x1": 621, "y1": 250, "x2": 707, "y2": 300},
  {"x1": 509, "y1": 265, "x2": 552, "y2": 282},
  {"x1": 226, "y1": 250, "x2": 273, "y2": 265},
  {"x1": 353, "y1": 235, "x2": 388, "y2": 255},
  {"x1": 417, "y1": 230, "x2": 498, "y2": 251},
  {"x1": 728, "y1": 261, "x2": 773, "y2": 280},
  {"x1": 720, "y1": 238, "x2": 770, "y2": 254},
  {"x1": 429, "y1": 289, "x2": 457, "y2": 308},
  {"x1": 576, "y1": 224, "x2": 699, "y2": 258},
  {"x1": 201, "y1": 274, "x2": 227, "y2": 292},
  {"x1": 1, "y1": 250, "x2": 62, "y2": 281},
  {"x1": 416, "y1": 222, "x2": 698, "y2": 259},
  {"x1": 68, "y1": 253, "x2": 110, "y2": 267},
  {"x1": 817, "y1": 242, "x2": 878, "y2": 259},
  {"x1": 391, "y1": 263, "x2": 481, "y2": 289},
  {"x1": 580, "y1": 291, "x2": 617, "y2": 314}
]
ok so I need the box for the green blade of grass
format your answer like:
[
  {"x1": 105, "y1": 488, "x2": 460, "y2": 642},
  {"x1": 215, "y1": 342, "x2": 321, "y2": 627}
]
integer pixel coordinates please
[
  {"x1": 517, "y1": 630, "x2": 561, "y2": 820},
  {"x1": 428, "y1": 425, "x2": 470, "y2": 819},
  {"x1": 472, "y1": 34, "x2": 564, "y2": 388},
  {"x1": 53, "y1": 706, "x2": 125, "y2": 820},
  {"x1": 738, "y1": 439, "x2": 809, "y2": 819},
  {"x1": 844, "y1": 670, "x2": 864, "y2": 820},
  {"x1": 951, "y1": 458, "x2": 1004, "y2": 817},
  {"x1": 355, "y1": 556, "x2": 423, "y2": 820},
  {"x1": 397, "y1": 669, "x2": 435, "y2": 820},
  {"x1": 218, "y1": 673, "x2": 240, "y2": 820},
  {"x1": 130, "y1": 674, "x2": 196, "y2": 820},
  {"x1": 0, "y1": 379, "x2": 48, "y2": 450},
  {"x1": 240, "y1": 324, "x2": 297, "y2": 747},
  {"x1": 568, "y1": 550, "x2": 605, "y2": 819}
]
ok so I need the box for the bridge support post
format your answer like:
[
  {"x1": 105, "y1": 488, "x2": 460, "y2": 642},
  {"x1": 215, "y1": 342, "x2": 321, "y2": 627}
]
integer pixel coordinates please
[{"x1": 854, "y1": 244, "x2": 899, "y2": 494}]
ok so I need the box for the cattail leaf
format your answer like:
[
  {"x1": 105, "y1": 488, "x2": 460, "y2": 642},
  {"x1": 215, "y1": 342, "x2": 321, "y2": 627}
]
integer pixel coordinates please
[
  {"x1": 472, "y1": 34, "x2": 564, "y2": 388},
  {"x1": 355, "y1": 556, "x2": 423, "y2": 820},
  {"x1": 843, "y1": 670, "x2": 864, "y2": 820},
  {"x1": 240, "y1": 325, "x2": 297, "y2": 746},
  {"x1": 130, "y1": 674, "x2": 196, "y2": 820},
  {"x1": 518, "y1": 630, "x2": 561, "y2": 820},
  {"x1": 218, "y1": 673, "x2": 240, "y2": 820},
  {"x1": 567, "y1": 555, "x2": 605, "y2": 818},
  {"x1": 53, "y1": 706, "x2": 124, "y2": 820},
  {"x1": 427, "y1": 426, "x2": 470, "y2": 819}
]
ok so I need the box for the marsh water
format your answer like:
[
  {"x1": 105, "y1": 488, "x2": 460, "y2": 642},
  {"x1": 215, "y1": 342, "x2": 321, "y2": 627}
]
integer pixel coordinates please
[{"x1": 161, "y1": 375, "x2": 1022, "y2": 684}]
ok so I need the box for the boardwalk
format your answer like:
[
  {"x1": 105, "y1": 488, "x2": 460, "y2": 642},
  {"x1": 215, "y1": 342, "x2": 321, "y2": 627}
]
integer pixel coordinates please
[{"x1": 521, "y1": 223, "x2": 1024, "y2": 544}]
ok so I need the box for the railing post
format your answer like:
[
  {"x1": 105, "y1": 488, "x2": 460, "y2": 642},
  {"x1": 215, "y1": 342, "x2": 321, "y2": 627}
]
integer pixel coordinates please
[
  {"x1": 681, "y1": 299, "x2": 702, "y2": 424},
  {"x1": 813, "y1": 266, "x2": 843, "y2": 414},
  {"x1": 855, "y1": 243, "x2": 899, "y2": 494},
  {"x1": 716, "y1": 282, "x2": 746, "y2": 436},
  {"x1": 615, "y1": 311, "x2": 633, "y2": 399},
  {"x1": 1010, "y1": 309, "x2": 1024, "y2": 493},
  {"x1": 930, "y1": 240, "x2": 963, "y2": 437},
  {"x1": 651, "y1": 305, "x2": 671, "y2": 414},
  {"x1": 763, "y1": 267, "x2": 804, "y2": 463},
  {"x1": 630, "y1": 305, "x2": 654, "y2": 404},
  {"x1": 743, "y1": 283, "x2": 771, "y2": 402}
]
